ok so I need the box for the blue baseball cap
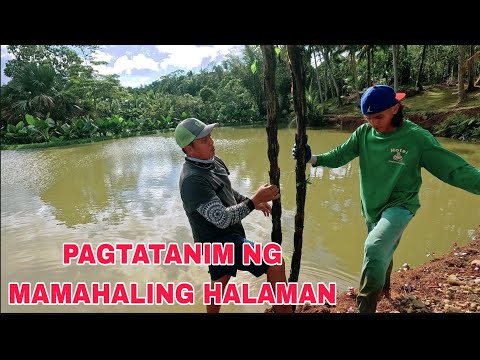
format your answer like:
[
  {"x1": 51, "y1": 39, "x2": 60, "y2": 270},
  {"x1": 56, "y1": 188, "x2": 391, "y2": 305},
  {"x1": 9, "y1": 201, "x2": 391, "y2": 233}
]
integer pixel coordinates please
[{"x1": 361, "y1": 85, "x2": 406, "y2": 115}]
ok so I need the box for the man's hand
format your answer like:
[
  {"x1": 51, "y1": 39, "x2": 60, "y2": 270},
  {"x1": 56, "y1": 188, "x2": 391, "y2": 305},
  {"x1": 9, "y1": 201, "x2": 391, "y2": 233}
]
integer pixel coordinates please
[
  {"x1": 292, "y1": 143, "x2": 312, "y2": 162},
  {"x1": 292, "y1": 143, "x2": 317, "y2": 165},
  {"x1": 256, "y1": 202, "x2": 272, "y2": 217},
  {"x1": 250, "y1": 183, "x2": 280, "y2": 207}
]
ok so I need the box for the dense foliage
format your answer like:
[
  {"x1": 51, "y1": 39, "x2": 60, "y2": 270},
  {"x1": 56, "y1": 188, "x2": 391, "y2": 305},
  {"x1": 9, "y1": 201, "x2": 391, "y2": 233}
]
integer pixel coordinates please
[{"x1": 1, "y1": 45, "x2": 479, "y2": 147}]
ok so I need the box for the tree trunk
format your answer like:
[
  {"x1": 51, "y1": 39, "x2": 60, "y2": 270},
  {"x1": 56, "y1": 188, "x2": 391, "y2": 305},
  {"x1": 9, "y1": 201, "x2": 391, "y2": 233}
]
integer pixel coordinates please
[
  {"x1": 467, "y1": 45, "x2": 475, "y2": 91},
  {"x1": 321, "y1": 46, "x2": 342, "y2": 107},
  {"x1": 458, "y1": 45, "x2": 467, "y2": 104},
  {"x1": 367, "y1": 45, "x2": 373, "y2": 88},
  {"x1": 286, "y1": 45, "x2": 308, "y2": 292},
  {"x1": 313, "y1": 50, "x2": 323, "y2": 104},
  {"x1": 350, "y1": 48, "x2": 360, "y2": 107},
  {"x1": 392, "y1": 45, "x2": 399, "y2": 91},
  {"x1": 324, "y1": 64, "x2": 331, "y2": 100},
  {"x1": 260, "y1": 45, "x2": 282, "y2": 245},
  {"x1": 415, "y1": 45, "x2": 427, "y2": 91},
  {"x1": 464, "y1": 50, "x2": 480, "y2": 87}
]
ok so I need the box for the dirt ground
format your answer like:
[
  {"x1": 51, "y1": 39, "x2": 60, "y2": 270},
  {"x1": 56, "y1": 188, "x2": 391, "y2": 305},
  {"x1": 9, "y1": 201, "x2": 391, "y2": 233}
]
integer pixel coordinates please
[
  {"x1": 293, "y1": 227, "x2": 480, "y2": 314},
  {"x1": 328, "y1": 106, "x2": 480, "y2": 133}
]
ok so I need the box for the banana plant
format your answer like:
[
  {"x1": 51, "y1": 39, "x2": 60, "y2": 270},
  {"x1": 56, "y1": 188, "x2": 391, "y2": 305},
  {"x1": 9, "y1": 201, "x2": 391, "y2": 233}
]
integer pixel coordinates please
[
  {"x1": 4, "y1": 120, "x2": 29, "y2": 143},
  {"x1": 25, "y1": 113, "x2": 55, "y2": 143}
]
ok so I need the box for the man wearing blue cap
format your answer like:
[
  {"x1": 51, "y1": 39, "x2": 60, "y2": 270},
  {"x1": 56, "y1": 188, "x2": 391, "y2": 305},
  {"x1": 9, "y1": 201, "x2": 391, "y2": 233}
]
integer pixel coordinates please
[
  {"x1": 176, "y1": 118, "x2": 293, "y2": 313},
  {"x1": 293, "y1": 85, "x2": 480, "y2": 313}
]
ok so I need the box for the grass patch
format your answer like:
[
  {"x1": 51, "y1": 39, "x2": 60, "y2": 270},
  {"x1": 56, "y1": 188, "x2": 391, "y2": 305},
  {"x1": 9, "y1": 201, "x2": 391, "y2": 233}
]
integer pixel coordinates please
[
  {"x1": 0, "y1": 129, "x2": 168, "y2": 151},
  {"x1": 326, "y1": 85, "x2": 480, "y2": 117},
  {"x1": 404, "y1": 86, "x2": 480, "y2": 113}
]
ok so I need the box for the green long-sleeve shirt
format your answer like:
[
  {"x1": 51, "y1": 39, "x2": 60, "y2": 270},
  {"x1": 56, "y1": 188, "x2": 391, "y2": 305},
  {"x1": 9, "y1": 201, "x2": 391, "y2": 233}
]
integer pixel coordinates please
[{"x1": 314, "y1": 119, "x2": 480, "y2": 223}]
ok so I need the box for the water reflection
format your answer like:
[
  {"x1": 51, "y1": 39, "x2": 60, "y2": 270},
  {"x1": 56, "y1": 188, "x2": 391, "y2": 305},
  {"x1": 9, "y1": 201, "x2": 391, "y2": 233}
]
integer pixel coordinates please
[{"x1": 1, "y1": 127, "x2": 479, "y2": 313}]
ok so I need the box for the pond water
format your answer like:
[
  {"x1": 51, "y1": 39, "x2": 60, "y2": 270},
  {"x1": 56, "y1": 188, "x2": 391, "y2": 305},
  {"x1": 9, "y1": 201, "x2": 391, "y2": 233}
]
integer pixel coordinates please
[{"x1": 2, "y1": 126, "x2": 479, "y2": 313}]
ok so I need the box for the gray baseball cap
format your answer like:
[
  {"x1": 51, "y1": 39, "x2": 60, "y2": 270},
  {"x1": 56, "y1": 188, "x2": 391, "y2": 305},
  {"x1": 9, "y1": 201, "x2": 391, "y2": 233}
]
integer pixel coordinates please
[{"x1": 174, "y1": 118, "x2": 218, "y2": 148}]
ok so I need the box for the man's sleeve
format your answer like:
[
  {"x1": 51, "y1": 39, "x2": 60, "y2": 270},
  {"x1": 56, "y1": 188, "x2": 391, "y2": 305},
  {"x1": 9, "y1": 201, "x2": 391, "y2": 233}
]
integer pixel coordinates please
[
  {"x1": 421, "y1": 136, "x2": 480, "y2": 195},
  {"x1": 315, "y1": 128, "x2": 360, "y2": 168},
  {"x1": 232, "y1": 189, "x2": 248, "y2": 203}
]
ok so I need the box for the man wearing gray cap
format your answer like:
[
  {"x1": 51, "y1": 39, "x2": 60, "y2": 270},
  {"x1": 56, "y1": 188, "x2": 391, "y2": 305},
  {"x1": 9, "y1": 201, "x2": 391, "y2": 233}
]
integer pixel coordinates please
[{"x1": 175, "y1": 118, "x2": 292, "y2": 313}]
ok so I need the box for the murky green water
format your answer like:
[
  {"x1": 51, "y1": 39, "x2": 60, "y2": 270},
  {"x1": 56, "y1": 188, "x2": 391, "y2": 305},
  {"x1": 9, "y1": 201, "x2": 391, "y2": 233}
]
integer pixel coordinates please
[{"x1": 2, "y1": 127, "x2": 479, "y2": 313}]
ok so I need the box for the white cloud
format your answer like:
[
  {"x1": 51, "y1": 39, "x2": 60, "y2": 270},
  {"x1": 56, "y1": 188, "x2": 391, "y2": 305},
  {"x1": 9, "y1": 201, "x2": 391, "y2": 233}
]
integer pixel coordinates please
[
  {"x1": 121, "y1": 75, "x2": 154, "y2": 88},
  {"x1": 92, "y1": 50, "x2": 113, "y2": 63},
  {"x1": 114, "y1": 54, "x2": 159, "y2": 74},
  {"x1": 1, "y1": 45, "x2": 13, "y2": 60},
  {"x1": 91, "y1": 51, "x2": 159, "y2": 77},
  {"x1": 155, "y1": 45, "x2": 241, "y2": 70},
  {"x1": 1, "y1": 45, "x2": 13, "y2": 84}
]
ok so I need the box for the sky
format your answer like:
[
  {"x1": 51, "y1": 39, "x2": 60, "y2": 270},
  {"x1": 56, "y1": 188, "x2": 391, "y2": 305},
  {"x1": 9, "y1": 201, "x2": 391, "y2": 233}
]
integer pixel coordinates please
[{"x1": 0, "y1": 45, "x2": 244, "y2": 88}]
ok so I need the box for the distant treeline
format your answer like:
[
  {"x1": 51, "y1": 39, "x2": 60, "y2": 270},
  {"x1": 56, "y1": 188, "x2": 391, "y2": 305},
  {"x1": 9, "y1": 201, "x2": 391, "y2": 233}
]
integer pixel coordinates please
[{"x1": 1, "y1": 45, "x2": 478, "y2": 146}]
